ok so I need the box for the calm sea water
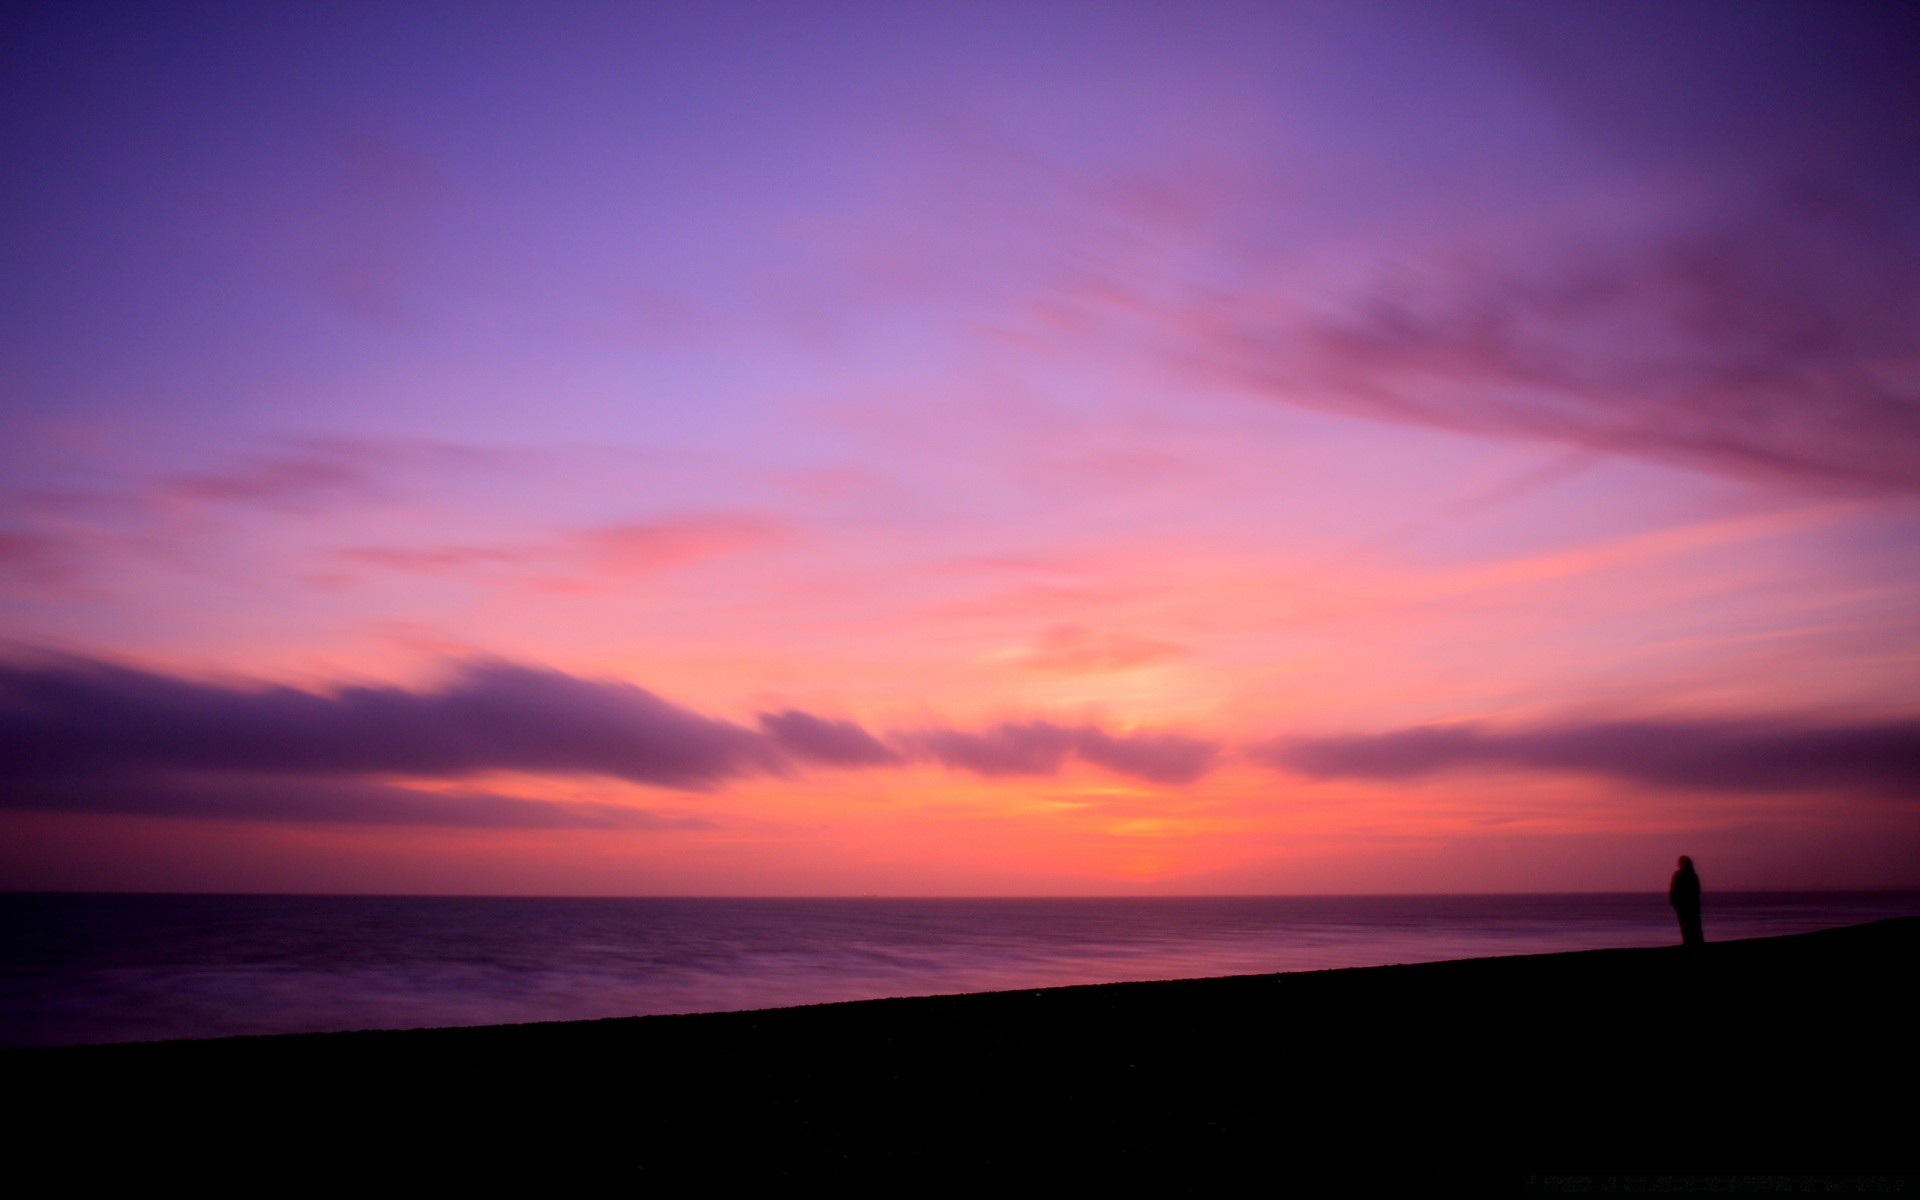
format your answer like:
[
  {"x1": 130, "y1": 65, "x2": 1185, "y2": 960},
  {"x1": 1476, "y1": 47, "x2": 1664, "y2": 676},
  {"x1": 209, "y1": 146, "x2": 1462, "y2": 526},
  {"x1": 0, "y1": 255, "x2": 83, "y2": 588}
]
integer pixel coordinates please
[{"x1": 4, "y1": 891, "x2": 1917, "y2": 1049}]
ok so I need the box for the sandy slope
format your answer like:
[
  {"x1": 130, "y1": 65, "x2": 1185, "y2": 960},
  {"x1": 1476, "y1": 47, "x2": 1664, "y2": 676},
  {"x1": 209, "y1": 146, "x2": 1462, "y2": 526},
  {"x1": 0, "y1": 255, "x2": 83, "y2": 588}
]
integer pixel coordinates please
[{"x1": 10, "y1": 918, "x2": 1916, "y2": 1193}]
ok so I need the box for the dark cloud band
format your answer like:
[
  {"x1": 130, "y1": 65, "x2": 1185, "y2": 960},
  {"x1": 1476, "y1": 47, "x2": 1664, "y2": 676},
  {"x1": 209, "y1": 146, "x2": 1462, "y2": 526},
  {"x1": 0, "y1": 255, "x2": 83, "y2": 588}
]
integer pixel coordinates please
[
  {"x1": 904, "y1": 722, "x2": 1216, "y2": 787},
  {"x1": 1, "y1": 773, "x2": 704, "y2": 830},
  {"x1": 0, "y1": 658, "x2": 1219, "y2": 828},
  {"x1": 1263, "y1": 718, "x2": 1920, "y2": 796},
  {"x1": 0, "y1": 658, "x2": 778, "y2": 791}
]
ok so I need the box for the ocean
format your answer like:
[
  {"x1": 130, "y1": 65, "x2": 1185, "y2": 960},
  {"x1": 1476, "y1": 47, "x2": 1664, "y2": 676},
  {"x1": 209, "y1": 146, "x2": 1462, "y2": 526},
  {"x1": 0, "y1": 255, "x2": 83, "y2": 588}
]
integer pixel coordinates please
[{"x1": 5, "y1": 891, "x2": 1917, "y2": 1049}]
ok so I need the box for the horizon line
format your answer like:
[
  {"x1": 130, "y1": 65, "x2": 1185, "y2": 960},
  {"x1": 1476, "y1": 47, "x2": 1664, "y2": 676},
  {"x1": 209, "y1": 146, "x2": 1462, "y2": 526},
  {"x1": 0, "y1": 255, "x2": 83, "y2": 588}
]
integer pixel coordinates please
[{"x1": 8, "y1": 887, "x2": 1918, "y2": 902}]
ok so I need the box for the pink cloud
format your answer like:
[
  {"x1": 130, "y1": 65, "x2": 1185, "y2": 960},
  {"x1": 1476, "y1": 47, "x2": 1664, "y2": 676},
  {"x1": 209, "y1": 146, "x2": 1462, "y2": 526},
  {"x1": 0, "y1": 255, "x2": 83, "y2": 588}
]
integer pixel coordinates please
[
  {"x1": 0, "y1": 531, "x2": 75, "y2": 587},
  {"x1": 1019, "y1": 626, "x2": 1186, "y2": 674},
  {"x1": 331, "y1": 512, "x2": 786, "y2": 593},
  {"x1": 162, "y1": 449, "x2": 375, "y2": 509},
  {"x1": 337, "y1": 545, "x2": 535, "y2": 574},
  {"x1": 154, "y1": 438, "x2": 494, "y2": 513},
  {"x1": 582, "y1": 513, "x2": 787, "y2": 575}
]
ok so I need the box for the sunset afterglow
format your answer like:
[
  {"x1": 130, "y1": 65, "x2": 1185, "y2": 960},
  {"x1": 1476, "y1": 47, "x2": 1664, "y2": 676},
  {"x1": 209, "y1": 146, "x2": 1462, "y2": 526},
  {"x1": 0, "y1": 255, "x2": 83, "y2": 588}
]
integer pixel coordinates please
[{"x1": 4, "y1": 2, "x2": 1917, "y2": 894}]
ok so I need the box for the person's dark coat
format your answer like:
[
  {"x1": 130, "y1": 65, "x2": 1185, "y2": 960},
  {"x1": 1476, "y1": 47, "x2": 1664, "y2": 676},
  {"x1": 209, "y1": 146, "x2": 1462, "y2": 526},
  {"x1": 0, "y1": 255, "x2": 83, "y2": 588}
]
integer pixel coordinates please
[{"x1": 1669, "y1": 857, "x2": 1703, "y2": 947}]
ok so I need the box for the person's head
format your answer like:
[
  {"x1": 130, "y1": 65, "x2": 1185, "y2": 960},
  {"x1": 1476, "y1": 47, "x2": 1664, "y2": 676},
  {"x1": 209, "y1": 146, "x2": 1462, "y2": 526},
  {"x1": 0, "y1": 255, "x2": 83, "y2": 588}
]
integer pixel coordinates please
[{"x1": 1678, "y1": 855, "x2": 1694, "y2": 871}]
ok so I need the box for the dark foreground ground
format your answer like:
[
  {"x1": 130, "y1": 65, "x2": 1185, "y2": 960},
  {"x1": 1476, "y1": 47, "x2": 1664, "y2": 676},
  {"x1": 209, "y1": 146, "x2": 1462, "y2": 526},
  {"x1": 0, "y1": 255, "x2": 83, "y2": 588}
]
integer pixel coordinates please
[{"x1": 9, "y1": 919, "x2": 1916, "y2": 1195}]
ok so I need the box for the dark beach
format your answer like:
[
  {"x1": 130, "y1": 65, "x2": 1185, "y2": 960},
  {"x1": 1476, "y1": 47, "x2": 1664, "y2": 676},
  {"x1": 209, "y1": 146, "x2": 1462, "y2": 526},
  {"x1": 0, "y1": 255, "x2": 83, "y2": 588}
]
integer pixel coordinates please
[{"x1": 11, "y1": 918, "x2": 1915, "y2": 1194}]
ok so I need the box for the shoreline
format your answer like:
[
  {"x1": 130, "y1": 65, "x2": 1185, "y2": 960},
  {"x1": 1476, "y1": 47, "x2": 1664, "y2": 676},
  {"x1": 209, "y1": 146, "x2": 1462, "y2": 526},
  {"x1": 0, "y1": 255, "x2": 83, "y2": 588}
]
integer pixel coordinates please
[
  {"x1": 12, "y1": 918, "x2": 1917, "y2": 1191},
  {"x1": 13, "y1": 888, "x2": 1920, "y2": 1052}
]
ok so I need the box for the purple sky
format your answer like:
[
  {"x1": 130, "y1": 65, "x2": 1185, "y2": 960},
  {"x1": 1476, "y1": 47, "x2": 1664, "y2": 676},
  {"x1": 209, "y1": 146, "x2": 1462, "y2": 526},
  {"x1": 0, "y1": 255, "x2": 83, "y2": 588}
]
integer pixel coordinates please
[{"x1": 3, "y1": 2, "x2": 1917, "y2": 894}]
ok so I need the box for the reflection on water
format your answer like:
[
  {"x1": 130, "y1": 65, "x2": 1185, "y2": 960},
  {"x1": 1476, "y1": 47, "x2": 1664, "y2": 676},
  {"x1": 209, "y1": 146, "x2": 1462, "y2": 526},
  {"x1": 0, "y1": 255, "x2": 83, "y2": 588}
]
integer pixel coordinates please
[{"x1": 5, "y1": 891, "x2": 1917, "y2": 1048}]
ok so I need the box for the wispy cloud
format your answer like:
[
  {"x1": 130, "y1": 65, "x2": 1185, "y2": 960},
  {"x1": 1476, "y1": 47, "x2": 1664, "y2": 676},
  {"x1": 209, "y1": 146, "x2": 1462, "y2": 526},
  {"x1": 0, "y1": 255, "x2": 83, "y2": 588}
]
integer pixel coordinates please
[
  {"x1": 154, "y1": 437, "x2": 490, "y2": 512},
  {"x1": 161, "y1": 448, "x2": 377, "y2": 509},
  {"x1": 335, "y1": 511, "x2": 788, "y2": 590},
  {"x1": 1018, "y1": 626, "x2": 1186, "y2": 674},
  {"x1": 336, "y1": 544, "x2": 535, "y2": 574},
  {"x1": 0, "y1": 530, "x2": 75, "y2": 587},
  {"x1": 3, "y1": 437, "x2": 495, "y2": 529},
  {"x1": 1185, "y1": 183, "x2": 1920, "y2": 495},
  {"x1": 582, "y1": 513, "x2": 787, "y2": 575}
]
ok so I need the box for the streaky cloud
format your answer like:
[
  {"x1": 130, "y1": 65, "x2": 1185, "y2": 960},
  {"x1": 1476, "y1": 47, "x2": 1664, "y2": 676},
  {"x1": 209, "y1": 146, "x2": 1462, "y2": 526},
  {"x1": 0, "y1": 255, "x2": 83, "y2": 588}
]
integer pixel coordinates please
[
  {"x1": 0, "y1": 530, "x2": 74, "y2": 586},
  {"x1": 1019, "y1": 626, "x2": 1187, "y2": 675},
  {"x1": 163, "y1": 448, "x2": 372, "y2": 509},
  {"x1": 1199, "y1": 183, "x2": 1920, "y2": 495},
  {"x1": 1263, "y1": 717, "x2": 1920, "y2": 796},
  {"x1": 155, "y1": 437, "x2": 490, "y2": 512},
  {"x1": 584, "y1": 513, "x2": 786, "y2": 574}
]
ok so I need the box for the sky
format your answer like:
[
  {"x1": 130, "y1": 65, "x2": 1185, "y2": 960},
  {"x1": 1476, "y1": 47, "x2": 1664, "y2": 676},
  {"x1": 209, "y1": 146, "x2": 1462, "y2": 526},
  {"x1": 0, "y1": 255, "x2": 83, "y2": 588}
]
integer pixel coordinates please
[{"x1": 3, "y1": 0, "x2": 1917, "y2": 895}]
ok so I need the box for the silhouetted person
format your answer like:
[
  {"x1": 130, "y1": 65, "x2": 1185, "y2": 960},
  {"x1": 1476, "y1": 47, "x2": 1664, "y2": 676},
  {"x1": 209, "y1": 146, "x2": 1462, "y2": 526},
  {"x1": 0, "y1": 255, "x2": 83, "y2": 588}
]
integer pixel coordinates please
[{"x1": 1669, "y1": 855, "x2": 1703, "y2": 948}]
